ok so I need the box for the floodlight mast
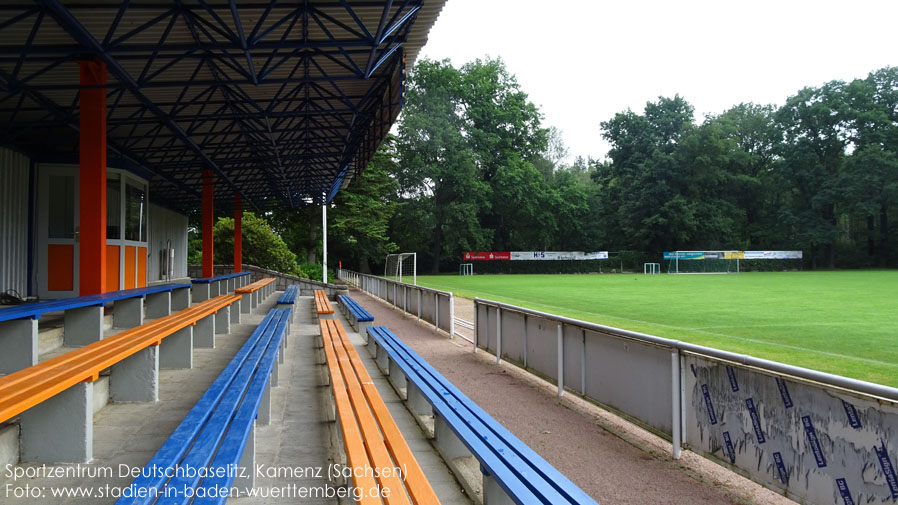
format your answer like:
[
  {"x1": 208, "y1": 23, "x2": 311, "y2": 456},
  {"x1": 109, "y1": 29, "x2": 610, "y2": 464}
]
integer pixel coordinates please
[{"x1": 322, "y1": 197, "x2": 327, "y2": 283}]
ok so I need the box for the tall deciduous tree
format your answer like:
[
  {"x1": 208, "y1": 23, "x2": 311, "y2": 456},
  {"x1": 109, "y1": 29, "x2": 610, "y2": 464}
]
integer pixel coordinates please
[
  {"x1": 597, "y1": 95, "x2": 697, "y2": 252},
  {"x1": 841, "y1": 68, "x2": 898, "y2": 265},
  {"x1": 211, "y1": 212, "x2": 302, "y2": 275},
  {"x1": 776, "y1": 81, "x2": 850, "y2": 268},
  {"x1": 396, "y1": 59, "x2": 491, "y2": 272},
  {"x1": 328, "y1": 137, "x2": 401, "y2": 273}
]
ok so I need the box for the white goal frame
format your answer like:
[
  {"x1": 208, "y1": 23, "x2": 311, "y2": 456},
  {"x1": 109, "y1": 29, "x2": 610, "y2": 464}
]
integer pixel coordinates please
[
  {"x1": 644, "y1": 262, "x2": 660, "y2": 274},
  {"x1": 459, "y1": 263, "x2": 473, "y2": 276},
  {"x1": 384, "y1": 252, "x2": 417, "y2": 285}
]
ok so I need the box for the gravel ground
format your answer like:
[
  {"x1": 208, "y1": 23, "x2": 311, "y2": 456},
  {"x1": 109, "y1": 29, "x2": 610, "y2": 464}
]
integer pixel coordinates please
[{"x1": 353, "y1": 289, "x2": 798, "y2": 505}]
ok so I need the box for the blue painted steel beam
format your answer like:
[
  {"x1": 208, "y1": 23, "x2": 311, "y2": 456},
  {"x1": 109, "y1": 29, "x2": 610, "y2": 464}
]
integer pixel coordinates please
[
  {"x1": 36, "y1": 0, "x2": 259, "y2": 210},
  {"x1": 0, "y1": 1, "x2": 416, "y2": 210}
]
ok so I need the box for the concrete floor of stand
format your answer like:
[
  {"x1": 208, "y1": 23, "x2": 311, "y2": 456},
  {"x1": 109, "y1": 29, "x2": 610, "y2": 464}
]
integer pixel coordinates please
[{"x1": 0, "y1": 292, "x2": 469, "y2": 505}]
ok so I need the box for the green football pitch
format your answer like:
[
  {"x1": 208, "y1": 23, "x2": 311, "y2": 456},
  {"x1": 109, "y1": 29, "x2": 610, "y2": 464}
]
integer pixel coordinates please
[{"x1": 415, "y1": 271, "x2": 898, "y2": 387}]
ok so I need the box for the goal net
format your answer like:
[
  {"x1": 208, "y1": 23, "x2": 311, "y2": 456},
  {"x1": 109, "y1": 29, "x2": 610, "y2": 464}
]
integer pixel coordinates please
[
  {"x1": 384, "y1": 253, "x2": 417, "y2": 284},
  {"x1": 644, "y1": 262, "x2": 660, "y2": 274},
  {"x1": 665, "y1": 251, "x2": 741, "y2": 274},
  {"x1": 459, "y1": 263, "x2": 473, "y2": 276}
]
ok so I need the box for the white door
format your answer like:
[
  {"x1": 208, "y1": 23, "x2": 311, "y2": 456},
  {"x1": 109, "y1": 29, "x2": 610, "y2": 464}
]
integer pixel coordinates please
[{"x1": 37, "y1": 165, "x2": 79, "y2": 299}]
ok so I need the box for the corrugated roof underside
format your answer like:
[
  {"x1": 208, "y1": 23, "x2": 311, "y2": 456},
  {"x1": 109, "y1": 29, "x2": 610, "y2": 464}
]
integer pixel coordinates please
[{"x1": 0, "y1": 0, "x2": 446, "y2": 211}]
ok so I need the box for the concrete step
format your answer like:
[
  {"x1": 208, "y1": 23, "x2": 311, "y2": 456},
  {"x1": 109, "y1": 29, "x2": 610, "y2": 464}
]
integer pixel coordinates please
[{"x1": 38, "y1": 313, "x2": 113, "y2": 358}]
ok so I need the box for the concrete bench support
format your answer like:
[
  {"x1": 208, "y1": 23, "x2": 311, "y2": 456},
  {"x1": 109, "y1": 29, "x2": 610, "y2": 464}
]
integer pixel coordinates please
[
  {"x1": 210, "y1": 281, "x2": 221, "y2": 298},
  {"x1": 483, "y1": 471, "x2": 516, "y2": 505},
  {"x1": 114, "y1": 296, "x2": 144, "y2": 328},
  {"x1": 234, "y1": 424, "x2": 255, "y2": 490},
  {"x1": 279, "y1": 331, "x2": 286, "y2": 362},
  {"x1": 146, "y1": 291, "x2": 171, "y2": 319},
  {"x1": 160, "y1": 326, "x2": 193, "y2": 369},
  {"x1": 192, "y1": 283, "x2": 210, "y2": 303},
  {"x1": 110, "y1": 346, "x2": 159, "y2": 402},
  {"x1": 171, "y1": 288, "x2": 190, "y2": 311},
  {"x1": 241, "y1": 293, "x2": 252, "y2": 314},
  {"x1": 434, "y1": 411, "x2": 474, "y2": 461},
  {"x1": 231, "y1": 300, "x2": 241, "y2": 324},
  {"x1": 389, "y1": 359, "x2": 407, "y2": 392},
  {"x1": 252, "y1": 290, "x2": 260, "y2": 308},
  {"x1": 367, "y1": 333, "x2": 377, "y2": 356},
  {"x1": 64, "y1": 305, "x2": 104, "y2": 346},
  {"x1": 358, "y1": 320, "x2": 372, "y2": 335},
  {"x1": 258, "y1": 381, "x2": 271, "y2": 425},
  {"x1": 20, "y1": 382, "x2": 92, "y2": 463},
  {"x1": 407, "y1": 382, "x2": 433, "y2": 418},
  {"x1": 194, "y1": 314, "x2": 215, "y2": 348},
  {"x1": 376, "y1": 342, "x2": 391, "y2": 373},
  {"x1": 0, "y1": 318, "x2": 38, "y2": 374},
  {"x1": 215, "y1": 307, "x2": 230, "y2": 335}
]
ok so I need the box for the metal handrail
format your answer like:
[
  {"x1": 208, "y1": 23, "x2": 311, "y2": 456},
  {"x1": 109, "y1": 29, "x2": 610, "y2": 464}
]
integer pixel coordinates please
[{"x1": 474, "y1": 297, "x2": 898, "y2": 403}]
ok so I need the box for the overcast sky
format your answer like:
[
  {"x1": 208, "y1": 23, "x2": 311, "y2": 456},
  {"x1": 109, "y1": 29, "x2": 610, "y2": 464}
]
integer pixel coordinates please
[{"x1": 418, "y1": 0, "x2": 898, "y2": 162}]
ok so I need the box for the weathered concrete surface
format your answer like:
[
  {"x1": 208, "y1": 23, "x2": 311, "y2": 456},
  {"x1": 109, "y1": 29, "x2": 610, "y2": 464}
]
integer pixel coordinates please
[
  {"x1": 360, "y1": 290, "x2": 799, "y2": 505},
  {"x1": 0, "y1": 290, "x2": 470, "y2": 504}
]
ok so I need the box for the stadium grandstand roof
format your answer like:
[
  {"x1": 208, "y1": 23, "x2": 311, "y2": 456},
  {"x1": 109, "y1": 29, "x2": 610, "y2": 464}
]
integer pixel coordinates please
[{"x1": 0, "y1": 1, "x2": 445, "y2": 211}]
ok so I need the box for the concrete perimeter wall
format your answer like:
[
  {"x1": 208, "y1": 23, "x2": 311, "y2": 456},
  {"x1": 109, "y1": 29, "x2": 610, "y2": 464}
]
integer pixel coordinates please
[
  {"x1": 188, "y1": 264, "x2": 348, "y2": 298},
  {"x1": 337, "y1": 269, "x2": 454, "y2": 336},
  {"x1": 470, "y1": 298, "x2": 898, "y2": 505}
]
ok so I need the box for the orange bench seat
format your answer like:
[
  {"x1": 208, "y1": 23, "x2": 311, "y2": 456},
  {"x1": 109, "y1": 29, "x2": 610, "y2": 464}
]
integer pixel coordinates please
[
  {"x1": 0, "y1": 294, "x2": 241, "y2": 424},
  {"x1": 320, "y1": 318, "x2": 439, "y2": 505},
  {"x1": 314, "y1": 289, "x2": 334, "y2": 318}
]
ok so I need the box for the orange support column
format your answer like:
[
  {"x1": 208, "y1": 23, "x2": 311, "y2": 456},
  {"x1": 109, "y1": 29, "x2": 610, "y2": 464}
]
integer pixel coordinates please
[
  {"x1": 202, "y1": 170, "x2": 214, "y2": 278},
  {"x1": 79, "y1": 60, "x2": 107, "y2": 295},
  {"x1": 234, "y1": 194, "x2": 242, "y2": 273}
]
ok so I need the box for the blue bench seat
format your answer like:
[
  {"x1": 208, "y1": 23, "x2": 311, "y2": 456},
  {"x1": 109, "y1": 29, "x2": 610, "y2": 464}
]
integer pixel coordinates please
[
  {"x1": 117, "y1": 307, "x2": 291, "y2": 505},
  {"x1": 190, "y1": 272, "x2": 250, "y2": 284},
  {"x1": 336, "y1": 294, "x2": 373, "y2": 332},
  {"x1": 191, "y1": 272, "x2": 251, "y2": 301},
  {"x1": 366, "y1": 325, "x2": 599, "y2": 505},
  {"x1": 0, "y1": 283, "x2": 192, "y2": 374},
  {"x1": 0, "y1": 283, "x2": 190, "y2": 322},
  {"x1": 276, "y1": 285, "x2": 299, "y2": 305}
]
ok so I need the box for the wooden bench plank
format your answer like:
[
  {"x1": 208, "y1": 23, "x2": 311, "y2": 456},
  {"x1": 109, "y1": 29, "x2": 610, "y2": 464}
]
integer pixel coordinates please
[
  {"x1": 0, "y1": 294, "x2": 241, "y2": 424},
  {"x1": 235, "y1": 277, "x2": 275, "y2": 294},
  {"x1": 152, "y1": 311, "x2": 285, "y2": 504},
  {"x1": 195, "y1": 310, "x2": 290, "y2": 504},
  {"x1": 331, "y1": 322, "x2": 439, "y2": 505},
  {"x1": 0, "y1": 283, "x2": 191, "y2": 322},
  {"x1": 191, "y1": 272, "x2": 250, "y2": 284},
  {"x1": 370, "y1": 326, "x2": 598, "y2": 505},
  {"x1": 320, "y1": 320, "x2": 382, "y2": 505},
  {"x1": 326, "y1": 320, "x2": 412, "y2": 505},
  {"x1": 338, "y1": 294, "x2": 374, "y2": 322},
  {"x1": 315, "y1": 289, "x2": 334, "y2": 315},
  {"x1": 120, "y1": 308, "x2": 290, "y2": 505},
  {"x1": 277, "y1": 285, "x2": 299, "y2": 305}
]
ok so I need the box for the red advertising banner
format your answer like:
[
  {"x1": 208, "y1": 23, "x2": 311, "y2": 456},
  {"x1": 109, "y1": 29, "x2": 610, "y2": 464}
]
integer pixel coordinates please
[{"x1": 463, "y1": 251, "x2": 511, "y2": 261}]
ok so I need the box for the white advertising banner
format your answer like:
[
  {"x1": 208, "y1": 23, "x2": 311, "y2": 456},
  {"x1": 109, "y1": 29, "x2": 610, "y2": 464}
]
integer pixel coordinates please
[
  {"x1": 510, "y1": 251, "x2": 609, "y2": 261},
  {"x1": 743, "y1": 250, "x2": 803, "y2": 260}
]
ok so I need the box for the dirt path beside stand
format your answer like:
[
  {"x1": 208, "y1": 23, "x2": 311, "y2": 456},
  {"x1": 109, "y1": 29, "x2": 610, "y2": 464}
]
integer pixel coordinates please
[{"x1": 352, "y1": 289, "x2": 797, "y2": 505}]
